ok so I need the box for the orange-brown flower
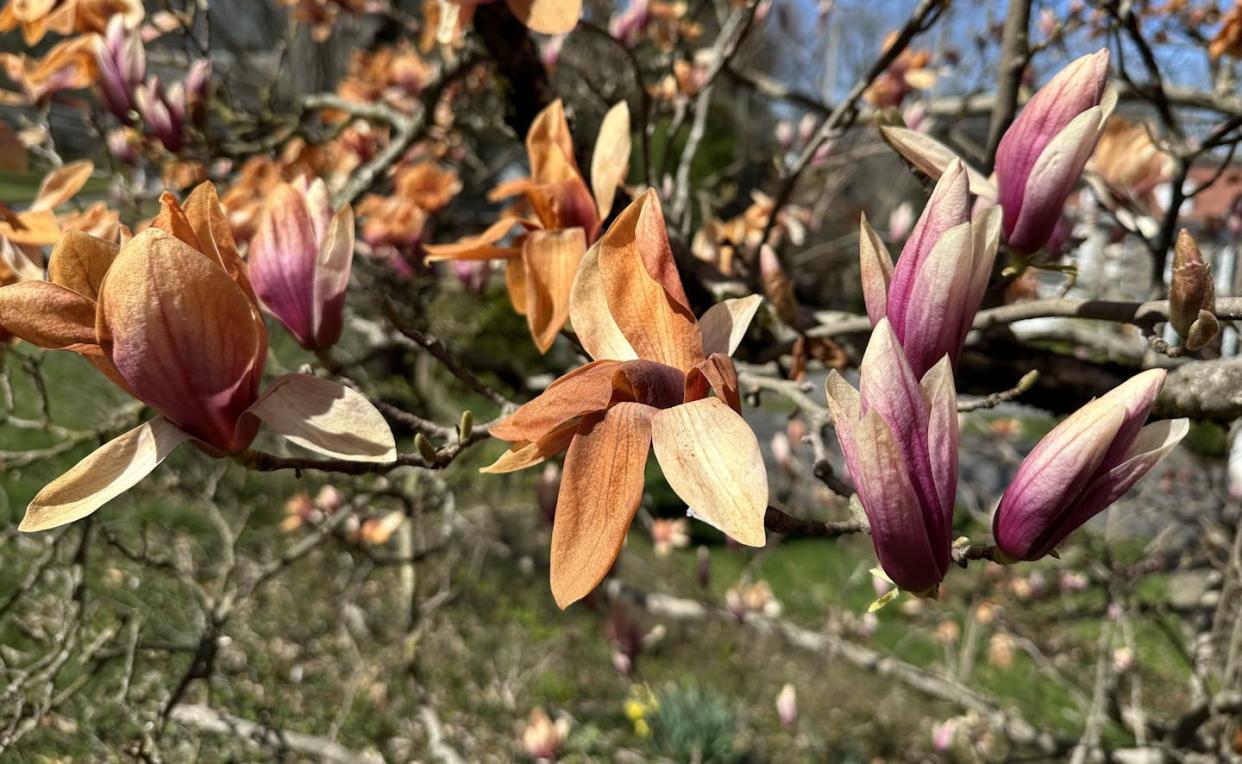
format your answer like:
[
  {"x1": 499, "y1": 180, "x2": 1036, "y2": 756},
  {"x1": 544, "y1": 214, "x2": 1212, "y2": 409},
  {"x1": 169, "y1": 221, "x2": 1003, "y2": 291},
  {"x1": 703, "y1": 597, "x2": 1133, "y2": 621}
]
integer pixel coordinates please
[
  {"x1": 1210, "y1": 0, "x2": 1242, "y2": 60},
  {"x1": 0, "y1": 184, "x2": 395, "y2": 532},
  {"x1": 426, "y1": 99, "x2": 630, "y2": 352},
  {"x1": 0, "y1": 0, "x2": 142, "y2": 45},
  {"x1": 482, "y1": 191, "x2": 768, "y2": 607},
  {"x1": 0, "y1": 35, "x2": 96, "y2": 105},
  {"x1": 1087, "y1": 115, "x2": 1173, "y2": 204}
]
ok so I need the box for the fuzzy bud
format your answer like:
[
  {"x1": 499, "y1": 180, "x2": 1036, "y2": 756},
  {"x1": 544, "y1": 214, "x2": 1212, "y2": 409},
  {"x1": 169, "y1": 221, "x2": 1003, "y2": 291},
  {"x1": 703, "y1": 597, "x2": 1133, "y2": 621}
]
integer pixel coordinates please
[{"x1": 1169, "y1": 229, "x2": 1218, "y2": 352}]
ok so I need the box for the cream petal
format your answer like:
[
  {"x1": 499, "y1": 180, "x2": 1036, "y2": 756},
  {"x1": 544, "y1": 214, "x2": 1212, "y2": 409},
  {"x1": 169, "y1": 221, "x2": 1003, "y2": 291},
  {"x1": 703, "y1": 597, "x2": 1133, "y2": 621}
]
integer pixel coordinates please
[
  {"x1": 698, "y1": 294, "x2": 763, "y2": 358},
  {"x1": 20, "y1": 418, "x2": 190, "y2": 532},
  {"x1": 248, "y1": 374, "x2": 396, "y2": 463}
]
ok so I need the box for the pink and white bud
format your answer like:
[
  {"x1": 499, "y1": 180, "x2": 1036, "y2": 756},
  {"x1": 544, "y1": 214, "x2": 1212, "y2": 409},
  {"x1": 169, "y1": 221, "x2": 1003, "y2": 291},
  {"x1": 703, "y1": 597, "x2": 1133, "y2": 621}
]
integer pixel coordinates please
[
  {"x1": 95, "y1": 15, "x2": 146, "y2": 123},
  {"x1": 993, "y1": 369, "x2": 1188, "y2": 561},
  {"x1": 860, "y1": 160, "x2": 1001, "y2": 378},
  {"x1": 135, "y1": 78, "x2": 185, "y2": 153},
  {"x1": 995, "y1": 50, "x2": 1115, "y2": 256},
  {"x1": 248, "y1": 179, "x2": 356, "y2": 351},
  {"x1": 825, "y1": 320, "x2": 958, "y2": 594},
  {"x1": 775, "y1": 683, "x2": 797, "y2": 728}
]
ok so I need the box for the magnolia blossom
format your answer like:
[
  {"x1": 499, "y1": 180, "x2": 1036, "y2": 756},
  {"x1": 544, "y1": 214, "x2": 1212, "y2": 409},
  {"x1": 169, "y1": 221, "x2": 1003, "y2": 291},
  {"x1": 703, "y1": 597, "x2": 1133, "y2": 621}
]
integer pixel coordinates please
[
  {"x1": 426, "y1": 100, "x2": 630, "y2": 352},
  {"x1": 248, "y1": 177, "x2": 355, "y2": 351},
  {"x1": 482, "y1": 191, "x2": 768, "y2": 607},
  {"x1": 860, "y1": 160, "x2": 1001, "y2": 378},
  {"x1": 993, "y1": 369, "x2": 1188, "y2": 561},
  {"x1": 95, "y1": 14, "x2": 145, "y2": 123},
  {"x1": 825, "y1": 321, "x2": 958, "y2": 595},
  {"x1": 995, "y1": 49, "x2": 1115, "y2": 256},
  {"x1": 1168, "y1": 229, "x2": 1218, "y2": 352},
  {"x1": 0, "y1": 185, "x2": 395, "y2": 532},
  {"x1": 0, "y1": 0, "x2": 143, "y2": 45}
]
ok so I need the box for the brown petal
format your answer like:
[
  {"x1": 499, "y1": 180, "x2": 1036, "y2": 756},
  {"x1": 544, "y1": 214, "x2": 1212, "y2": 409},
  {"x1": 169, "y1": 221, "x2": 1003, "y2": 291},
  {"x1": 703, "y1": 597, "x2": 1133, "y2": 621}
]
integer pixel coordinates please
[
  {"x1": 506, "y1": 252, "x2": 528, "y2": 316},
  {"x1": 684, "y1": 353, "x2": 741, "y2": 412},
  {"x1": 650, "y1": 398, "x2": 767, "y2": 546},
  {"x1": 490, "y1": 360, "x2": 621, "y2": 442},
  {"x1": 31, "y1": 159, "x2": 93, "y2": 211},
  {"x1": 523, "y1": 227, "x2": 587, "y2": 353},
  {"x1": 698, "y1": 294, "x2": 763, "y2": 357},
  {"x1": 480, "y1": 417, "x2": 579, "y2": 474},
  {"x1": 0, "y1": 209, "x2": 60, "y2": 246},
  {"x1": 0, "y1": 280, "x2": 98, "y2": 352},
  {"x1": 20, "y1": 417, "x2": 190, "y2": 532},
  {"x1": 568, "y1": 240, "x2": 638, "y2": 361},
  {"x1": 150, "y1": 191, "x2": 206, "y2": 252},
  {"x1": 185, "y1": 183, "x2": 259, "y2": 304},
  {"x1": 551, "y1": 402, "x2": 654, "y2": 608},
  {"x1": 597, "y1": 191, "x2": 703, "y2": 370},
  {"x1": 48, "y1": 230, "x2": 118, "y2": 300},
  {"x1": 424, "y1": 217, "x2": 525, "y2": 262},
  {"x1": 506, "y1": 0, "x2": 581, "y2": 35},
  {"x1": 612, "y1": 359, "x2": 686, "y2": 409},
  {"x1": 248, "y1": 374, "x2": 396, "y2": 462},
  {"x1": 591, "y1": 101, "x2": 631, "y2": 219},
  {"x1": 525, "y1": 99, "x2": 581, "y2": 186}
]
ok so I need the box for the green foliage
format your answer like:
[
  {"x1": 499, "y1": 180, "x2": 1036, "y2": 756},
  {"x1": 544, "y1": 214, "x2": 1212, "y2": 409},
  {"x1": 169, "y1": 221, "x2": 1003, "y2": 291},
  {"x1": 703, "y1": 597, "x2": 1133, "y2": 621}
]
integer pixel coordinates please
[{"x1": 647, "y1": 684, "x2": 745, "y2": 763}]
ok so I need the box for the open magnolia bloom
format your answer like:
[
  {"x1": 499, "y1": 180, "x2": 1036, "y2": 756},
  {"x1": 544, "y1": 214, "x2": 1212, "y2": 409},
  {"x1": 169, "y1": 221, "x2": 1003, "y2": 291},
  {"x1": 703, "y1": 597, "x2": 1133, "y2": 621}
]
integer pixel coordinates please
[
  {"x1": 425, "y1": 99, "x2": 630, "y2": 352},
  {"x1": 825, "y1": 320, "x2": 957, "y2": 596},
  {"x1": 992, "y1": 369, "x2": 1188, "y2": 562},
  {"x1": 248, "y1": 177, "x2": 355, "y2": 352},
  {"x1": 0, "y1": 184, "x2": 396, "y2": 532},
  {"x1": 0, "y1": 0, "x2": 143, "y2": 45},
  {"x1": 482, "y1": 190, "x2": 768, "y2": 608}
]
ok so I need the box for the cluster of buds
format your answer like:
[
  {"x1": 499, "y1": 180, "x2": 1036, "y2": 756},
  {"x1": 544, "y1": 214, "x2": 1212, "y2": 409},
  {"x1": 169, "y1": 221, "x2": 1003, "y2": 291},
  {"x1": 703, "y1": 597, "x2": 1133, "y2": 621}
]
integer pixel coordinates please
[{"x1": 96, "y1": 16, "x2": 210, "y2": 154}]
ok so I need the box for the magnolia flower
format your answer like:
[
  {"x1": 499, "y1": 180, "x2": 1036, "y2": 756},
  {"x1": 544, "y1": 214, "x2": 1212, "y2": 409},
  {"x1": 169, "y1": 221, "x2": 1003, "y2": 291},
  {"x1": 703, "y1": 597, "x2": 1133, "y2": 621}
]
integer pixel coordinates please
[
  {"x1": 521, "y1": 707, "x2": 570, "y2": 761},
  {"x1": 482, "y1": 191, "x2": 768, "y2": 607},
  {"x1": 446, "y1": 0, "x2": 582, "y2": 36},
  {"x1": 0, "y1": 0, "x2": 143, "y2": 45},
  {"x1": 860, "y1": 160, "x2": 1001, "y2": 378},
  {"x1": 248, "y1": 178, "x2": 355, "y2": 351},
  {"x1": 1088, "y1": 115, "x2": 1172, "y2": 204},
  {"x1": 995, "y1": 50, "x2": 1115, "y2": 256},
  {"x1": 0, "y1": 184, "x2": 395, "y2": 532},
  {"x1": 426, "y1": 100, "x2": 630, "y2": 352},
  {"x1": 825, "y1": 320, "x2": 957, "y2": 595},
  {"x1": 0, "y1": 160, "x2": 97, "y2": 252},
  {"x1": 992, "y1": 369, "x2": 1188, "y2": 561},
  {"x1": 95, "y1": 14, "x2": 145, "y2": 123},
  {"x1": 650, "y1": 517, "x2": 690, "y2": 556},
  {"x1": 0, "y1": 35, "x2": 97, "y2": 106}
]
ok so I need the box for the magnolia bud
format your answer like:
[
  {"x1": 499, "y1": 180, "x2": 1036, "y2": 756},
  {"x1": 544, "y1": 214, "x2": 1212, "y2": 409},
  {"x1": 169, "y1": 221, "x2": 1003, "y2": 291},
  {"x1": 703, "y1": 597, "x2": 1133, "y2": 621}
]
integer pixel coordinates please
[
  {"x1": 1169, "y1": 229, "x2": 1218, "y2": 351},
  {"x1": 458, "y1": 410, "x2": 474, "y2": 441},
  {"x1": 415, "y1": 433, "x2": 438, "y2": 463},
  {"x1": 759, "y1": 245, "x2": 799, "y2": 327}
]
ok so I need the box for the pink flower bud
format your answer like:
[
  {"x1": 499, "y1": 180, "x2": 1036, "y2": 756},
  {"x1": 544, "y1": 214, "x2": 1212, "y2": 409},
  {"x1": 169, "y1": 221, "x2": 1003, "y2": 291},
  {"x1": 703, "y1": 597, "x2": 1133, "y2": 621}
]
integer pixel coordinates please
[
  {"x1": 995, "y1": 50, "x2": 1114, "y2": 256},
  {"x1": 993, "y1": 370, "x2": 1188, "y2": 561},
  {"x1": 776, "y1": 683, "x2": 797, "y2": 728},
  {"x1": 825, "y1": 320, "x2": 958, "y2": 594},
  {"x1": 1169, "y1": 229, "x2": 1218, "y2": 351},
  {"x1": 861, "y1": 160, "x2": 1001, "y2": 378}
]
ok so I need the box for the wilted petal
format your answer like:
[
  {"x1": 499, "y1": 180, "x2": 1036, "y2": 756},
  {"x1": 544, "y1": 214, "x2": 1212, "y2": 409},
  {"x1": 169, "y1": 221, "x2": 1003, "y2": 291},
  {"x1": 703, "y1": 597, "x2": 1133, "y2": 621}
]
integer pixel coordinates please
[
  {"x1": 523, "y1": 227, "x2": 587, "y2": 353},
  {"x1": 858, "y1": 213, "x2": 892, "y2": 325},
  {"x1": 0, "y1": 209, "x2": 60, "y2": 246},
  {"x1": 424, "y1": 217, "x2": 524, "y2": 261},
  {"x1": 852, "y1": 410, "x2": 943, "y2": 594},
  {"x1": 184, "y1": 182, "x2": 259, "y2": 303},
  {"x1": 551, "y1": 402, "x2": 655, "y2": 608},
  {"x1": 598, "y1": 191, "x2": 703, "y2": 371},
  {"x1": 506, "y1": 0, "x2": 581, "y2": 34},
  {"x1": 526, "y1": 99, "x2": 581, "y2": 186},
  {"x1": 490, "y1": 360, "x2": 622, "y2": 442},
  {"x1": 698, "y1": 294, "x2": 763, "y2": 358},
  {"x1": 569, "y1": 240, "x2": 638, "y2": 361},
  {"x1": 98, "y1": 228, "x2": 264, "y2": 454},
  {"x1": 20, "y1": 417, "x2": 190, "y2": 532},
  {"x1": 506, "y1": 252, "x2": 528, "y2": 316},
  {"x1": 0, "y1": 280, "x2": 98, "y2": 352},
  {"x1": 31, "y1": 159, "x2": 93, "y2": 211},
  {"x1": 248, "y1": 374, "x2": 396, "y2": 463},
  {"x1": 481, "y1": 418, "x2": 580, "y2": 474},
  {"x1": 650, "y1": 397, "x2": 768, "y2": 547},
  {"x1": 684, "y1": 353, "x2": 741, "y2": 412},
  {"x1": 48, "y1": 230, "x2": 118, "y2": 300},
  {"x1": 591, "y1": 101, "x2": 631, "y2": 219}
]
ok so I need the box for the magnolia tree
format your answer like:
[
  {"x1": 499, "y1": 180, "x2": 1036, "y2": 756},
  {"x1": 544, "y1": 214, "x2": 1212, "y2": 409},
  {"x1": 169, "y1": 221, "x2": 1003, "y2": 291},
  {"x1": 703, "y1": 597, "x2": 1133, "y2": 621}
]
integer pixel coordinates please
[{"x1": 0, "y1": 0, "x2": 1240, "y2": 760}]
